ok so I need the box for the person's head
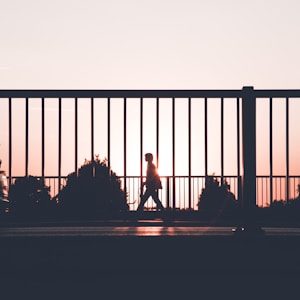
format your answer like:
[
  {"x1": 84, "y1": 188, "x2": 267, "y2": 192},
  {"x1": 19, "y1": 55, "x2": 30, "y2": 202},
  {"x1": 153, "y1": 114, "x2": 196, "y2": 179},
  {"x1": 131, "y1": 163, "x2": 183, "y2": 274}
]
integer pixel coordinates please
[{"x1": 145, "y1": 153, "x2": 153, "y2": 162}]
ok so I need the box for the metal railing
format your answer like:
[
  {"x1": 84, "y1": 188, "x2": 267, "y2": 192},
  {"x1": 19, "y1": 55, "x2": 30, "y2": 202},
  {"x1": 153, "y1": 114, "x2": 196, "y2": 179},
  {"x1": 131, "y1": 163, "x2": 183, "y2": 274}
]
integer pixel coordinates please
[
  {"x1": 8, "y1": 175, "x2": 240, "y2": 211},
  {"x1": 8, "y1": 175, "x2": 300, "y2": 210},
  {"x1": 256, "y1": 176, "x2": 300, "y2": 207},
  {"x1": 1, "y1": 88, "x2": 300, "y2": 212},
  {"x1": 121, "y1": 175, "x2": 241, "y2": 211}
]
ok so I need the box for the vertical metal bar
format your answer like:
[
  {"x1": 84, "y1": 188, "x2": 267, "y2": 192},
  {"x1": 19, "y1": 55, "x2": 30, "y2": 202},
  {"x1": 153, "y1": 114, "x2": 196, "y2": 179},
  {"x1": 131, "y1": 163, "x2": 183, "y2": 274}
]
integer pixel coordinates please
[
  {"x1": 260, "y1": 178, "x2": 262, "y2": 206},
  {"x1": 269, "y1": 97, "x2": 273, "y2": 205},
  {"x1": 255, "y1": 177, "x2": 258, "y2": 206},
  {"x1": 53, "y1": 179, "x2": 56, "y2": 198},
  {"x1": 280, "y1": 177, "x2": 282, "y2": 201},
  {"x1": 192, "y1": 177, "x2": 195, "y2": 209},
  {"x1": 204, "y1": 97, "x2": 208, "y2": 177},
  {"x1": 178, "y1": 178, "x2": 181, "y2": 208},
  {"x1": 75, "y1": 98, "x2": 78, "y2": 175},
  {"x1": 172, "y1": 97, "x2": 176, "y2": 209},
  {"x1": 265, "y1": 177, "x2": 268, "y2": 207},
  {"x1": 156, "y1": 97, "x2": 159, "y2": 169},
  {"x1": 221, "y1": 97, "x2": 224, "y2": 185},
  {"x1": 237, "y1": 97, "x2": 241, "y2": 202},
  {"x1": 123, "y1": 98, "x2": 127, "y2": 201},
  {"x1": 286, "y1": 97, "x2": 290, "y2": 203},
  {"x1": 275, "y1": 176, "x2": 277, "y2": 201},
  {"x1": 262, "y1": 178, "x2": 264, "y2": 207},
  {"x1": 183, "y1": 178, "x2": 185, "y2": 209},
  {"x1": 133, "y1": 178, "x2": 135, "y2": 210},
  {"x1": 107, "y1": 97, "x2": 111, "y2": 173},
  {"x1": 41, "y1": 97, "x2": 45, "y2": 178},
  {"x1": 166, "y1": 176, "x2": 170, "y2": 209},
  {"x1": 188, "y1": 97, "x2": 192, "y2": 209},
  {"x1": 58, "y1": 98, "x2": 62, "y2": 193},
  {"x1": 8, "y1": 98, "x2": 12, "y2": 187},
  {"x1": 91, "y1": 97, "x2": 94, "y2": 163},
  {"x1": 25, "y1": 97, "x2": 29, "y2": 177},
  {"x1": 140, "y1": 98, "x2": 143, "y2": 189}
]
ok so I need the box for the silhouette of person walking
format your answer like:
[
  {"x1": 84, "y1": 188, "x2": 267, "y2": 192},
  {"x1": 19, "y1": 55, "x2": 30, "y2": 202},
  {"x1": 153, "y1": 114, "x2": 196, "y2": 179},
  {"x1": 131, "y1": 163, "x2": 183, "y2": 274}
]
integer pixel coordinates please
[{"x1": 137, "y1": 153, "x2": 164, "y2": 212}]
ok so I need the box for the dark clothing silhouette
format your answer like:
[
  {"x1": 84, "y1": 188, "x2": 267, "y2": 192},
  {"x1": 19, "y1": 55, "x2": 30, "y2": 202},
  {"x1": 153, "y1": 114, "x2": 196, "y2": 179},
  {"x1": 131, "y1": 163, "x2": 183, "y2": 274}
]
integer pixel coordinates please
[{"x1": 137, "y1": 154, "x2": 164, "y2": 212}]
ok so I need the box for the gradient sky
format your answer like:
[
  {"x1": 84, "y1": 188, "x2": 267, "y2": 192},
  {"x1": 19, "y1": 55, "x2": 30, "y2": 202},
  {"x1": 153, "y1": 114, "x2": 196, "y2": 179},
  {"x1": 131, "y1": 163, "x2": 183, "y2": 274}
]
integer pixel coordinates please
[
  {"x1": 1, "y1": 0, "x2": 300, "y2": 89},
  {"x1": 1, "y1": 0, "x2": 300, "y2": 205}
]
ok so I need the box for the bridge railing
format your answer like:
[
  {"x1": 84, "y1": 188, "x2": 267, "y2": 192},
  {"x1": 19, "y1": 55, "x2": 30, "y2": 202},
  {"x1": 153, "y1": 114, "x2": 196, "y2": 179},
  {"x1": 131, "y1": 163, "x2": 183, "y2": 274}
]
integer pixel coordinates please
[
  {"x1": 1, "y1": 88, "x2": 300, "y2": 213},
  {"x1": 8, "y1": 175, "x2": 241, "y2": 211}
]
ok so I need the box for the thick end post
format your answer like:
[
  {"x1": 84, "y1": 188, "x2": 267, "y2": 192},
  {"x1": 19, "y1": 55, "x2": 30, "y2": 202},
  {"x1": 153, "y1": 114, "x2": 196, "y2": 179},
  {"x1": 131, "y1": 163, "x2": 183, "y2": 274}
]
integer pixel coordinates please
[{"x1": 234, "y1": 87, "x2": 263, "y2": 234}]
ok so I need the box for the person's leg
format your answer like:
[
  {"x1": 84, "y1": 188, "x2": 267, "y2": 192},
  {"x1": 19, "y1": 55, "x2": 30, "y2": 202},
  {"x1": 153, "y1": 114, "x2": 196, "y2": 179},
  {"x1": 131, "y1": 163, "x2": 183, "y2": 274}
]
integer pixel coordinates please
[
  {"x1": 151, "y1": 190, "x2": 172, "y2": 223},
  {"x1": 151, "y1": 190, "x2": 165, "y2": 211},
  {"x1": 137, "y1": 189, "x2": 151, "y2": 212}
]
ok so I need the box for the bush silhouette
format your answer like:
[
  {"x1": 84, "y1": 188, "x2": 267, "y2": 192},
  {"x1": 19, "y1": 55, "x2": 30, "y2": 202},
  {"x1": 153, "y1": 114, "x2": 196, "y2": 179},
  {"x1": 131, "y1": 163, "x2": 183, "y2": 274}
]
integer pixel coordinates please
[
  {"x1": 271, "y1": 184, "x2": 300, "y2": 210},
  {"x1": 56, "y1": 157, "x2": 128, "y2": 215},
  {"x1": 8, "y1": 176, "x2": 53, "y2": 215},
  {"x1": 198, "y1": 176, "x2": 237, "y2": 212}
]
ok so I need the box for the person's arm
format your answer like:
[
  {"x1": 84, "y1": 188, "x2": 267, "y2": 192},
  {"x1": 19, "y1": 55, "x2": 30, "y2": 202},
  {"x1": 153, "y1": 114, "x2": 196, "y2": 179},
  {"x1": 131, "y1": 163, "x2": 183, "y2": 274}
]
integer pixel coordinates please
[{"x1": 146, "y1": 164, "x2": 156, "y2": 182}]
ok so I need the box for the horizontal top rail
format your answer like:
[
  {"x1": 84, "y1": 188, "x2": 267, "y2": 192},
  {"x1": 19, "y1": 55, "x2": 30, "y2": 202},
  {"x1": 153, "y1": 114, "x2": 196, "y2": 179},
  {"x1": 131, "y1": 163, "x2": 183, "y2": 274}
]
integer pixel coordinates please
[
  {"x1": 1, "y1": 88, "x2": 300, "y2": 98},
  {"x1": 254, "y1": 90, "x2": 300, "y2": 98},
  {"x1": 0, "y1": 89, "x2": 242, "y2": 98}
]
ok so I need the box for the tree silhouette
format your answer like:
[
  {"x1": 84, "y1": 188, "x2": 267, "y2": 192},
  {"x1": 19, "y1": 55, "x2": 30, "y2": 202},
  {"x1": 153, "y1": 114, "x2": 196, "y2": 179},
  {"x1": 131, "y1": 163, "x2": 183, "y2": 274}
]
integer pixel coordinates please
[
  {"x1": 8, "y1": 176, "x2": 53, "y2": 215},
  {"x1": 0, "y1": 169, "x2": 10, "y2": 213},
  {"x1": 271, "y1": 184, "x2": 300, "y2": 210},
  {"x1": 55, "y1": 156, "x2": 128, "y2": 216},
  {"x1": 198, "y1": 175, "x2": 238, "y2": 212}
]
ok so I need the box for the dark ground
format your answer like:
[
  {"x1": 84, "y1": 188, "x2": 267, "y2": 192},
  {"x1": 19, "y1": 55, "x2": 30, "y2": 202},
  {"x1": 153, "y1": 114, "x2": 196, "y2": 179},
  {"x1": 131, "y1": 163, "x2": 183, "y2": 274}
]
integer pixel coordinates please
[{"x1": 1, "y1": 211, "x2": 300, "y2": 299}]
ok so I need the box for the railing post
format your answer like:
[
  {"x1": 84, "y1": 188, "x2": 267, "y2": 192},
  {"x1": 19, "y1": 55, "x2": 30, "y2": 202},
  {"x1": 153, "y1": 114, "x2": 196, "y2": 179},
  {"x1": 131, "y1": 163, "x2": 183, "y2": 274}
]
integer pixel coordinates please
[
  {"x1": 236, "y1": 87, "x2": 262, "y2": 233},
  {"x1": 236, "y1": 86, "x2": 263, "y2": 234},
  {"x1": 242, "y1": 87, "x2": 256, "y2": 211}
]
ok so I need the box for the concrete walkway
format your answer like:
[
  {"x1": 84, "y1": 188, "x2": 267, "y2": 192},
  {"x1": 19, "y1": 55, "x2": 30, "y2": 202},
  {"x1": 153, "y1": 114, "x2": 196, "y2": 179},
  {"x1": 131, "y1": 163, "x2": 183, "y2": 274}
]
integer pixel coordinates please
[{"x1": 2, "y1": 224, "x2": 300, "y2": 237}]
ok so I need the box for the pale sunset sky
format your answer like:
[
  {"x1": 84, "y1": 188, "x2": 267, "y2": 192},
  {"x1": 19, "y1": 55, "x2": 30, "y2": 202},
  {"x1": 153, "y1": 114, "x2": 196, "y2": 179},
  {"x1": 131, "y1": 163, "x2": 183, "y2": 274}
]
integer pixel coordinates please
[{"x1": 0, "y1": 0, "x2": 300, "y2": 185}]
